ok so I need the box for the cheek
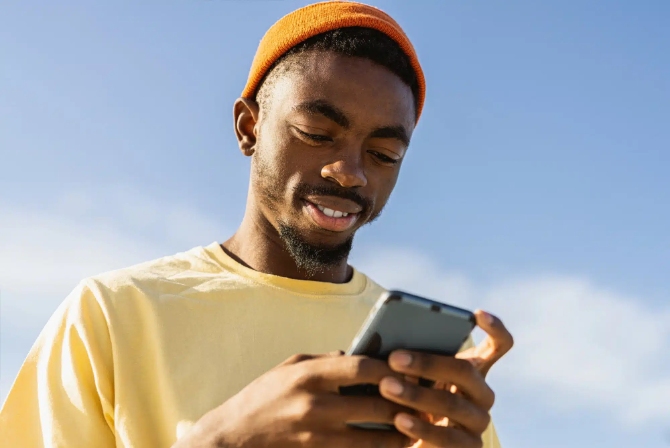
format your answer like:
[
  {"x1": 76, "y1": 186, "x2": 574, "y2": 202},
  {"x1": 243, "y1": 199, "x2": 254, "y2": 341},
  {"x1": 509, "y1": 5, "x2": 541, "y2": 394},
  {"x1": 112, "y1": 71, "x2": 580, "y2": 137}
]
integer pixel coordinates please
[
  {"x1": 372, "y1": 171, "x2": 400, "y2": 205},
  {"x1": 252, "y1": 158, "x2": 282, "y2": 211},
  {"x1": 252, "y1": 147, "x2": 304, "y2": 215}
]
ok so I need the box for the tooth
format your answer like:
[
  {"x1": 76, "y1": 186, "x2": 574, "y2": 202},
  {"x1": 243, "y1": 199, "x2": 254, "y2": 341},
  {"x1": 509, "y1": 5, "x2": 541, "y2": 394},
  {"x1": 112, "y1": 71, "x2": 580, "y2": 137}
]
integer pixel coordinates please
[
  {"x1": 333, "y1": 211, "x2": 343, "y2": 218},
  {"x1": 323, "y1": 208, "x2": 335, "y2": 217},
  {"x1": 317, "y1": 205, "x2": 325, "y2": 211},
  {"x1": 342, "y1": 212, "x2": 348, "y2": 217}
]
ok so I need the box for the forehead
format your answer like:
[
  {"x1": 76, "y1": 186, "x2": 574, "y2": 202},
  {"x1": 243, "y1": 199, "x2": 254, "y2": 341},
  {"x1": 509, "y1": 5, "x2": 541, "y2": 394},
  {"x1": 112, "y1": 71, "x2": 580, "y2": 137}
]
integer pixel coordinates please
[{"x1": 266, "y1": 51, "x2": 416, "y2": 131}]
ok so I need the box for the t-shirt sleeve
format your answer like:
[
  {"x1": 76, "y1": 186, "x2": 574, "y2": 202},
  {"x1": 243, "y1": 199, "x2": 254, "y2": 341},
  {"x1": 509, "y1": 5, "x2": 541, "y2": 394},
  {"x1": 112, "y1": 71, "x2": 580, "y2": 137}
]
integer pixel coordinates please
[{"x1": 0, "y1": 281, "x2": 116, "y2": 447}]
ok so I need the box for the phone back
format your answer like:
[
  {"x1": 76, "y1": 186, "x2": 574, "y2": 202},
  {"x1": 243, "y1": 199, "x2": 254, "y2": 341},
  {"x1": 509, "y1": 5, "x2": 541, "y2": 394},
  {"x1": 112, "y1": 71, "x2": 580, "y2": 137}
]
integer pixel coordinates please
[
  {"x1": 347, "y1": 290, "x2": 475, "y2": 359},
  {"x1": 341, "y1": 290, "x2": 476, "y2": 429}
]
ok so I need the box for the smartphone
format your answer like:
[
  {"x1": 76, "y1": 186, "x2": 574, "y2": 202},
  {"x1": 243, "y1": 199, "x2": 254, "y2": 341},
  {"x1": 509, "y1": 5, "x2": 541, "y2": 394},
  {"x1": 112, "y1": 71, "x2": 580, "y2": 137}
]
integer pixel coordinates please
[{"x1": 340, "y1": 290, "x2": 476, "y2": 430}]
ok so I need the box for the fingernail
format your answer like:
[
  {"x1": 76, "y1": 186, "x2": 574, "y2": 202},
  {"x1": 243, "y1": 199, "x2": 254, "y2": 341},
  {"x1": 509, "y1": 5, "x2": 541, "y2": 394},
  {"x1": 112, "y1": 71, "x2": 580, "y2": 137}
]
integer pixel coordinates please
[
  {"x1": 478, "y1": 310, "x2": 494, "y2": 325},
  {"x1": 391, "y1": 351, "x2": 413, "y2": 367},
  {"x1": 382, "y1": 377, "x2": 404, "y2": 395},
  {"x1": 396, "y1": 414, "x2": 414, "y2": 429}
]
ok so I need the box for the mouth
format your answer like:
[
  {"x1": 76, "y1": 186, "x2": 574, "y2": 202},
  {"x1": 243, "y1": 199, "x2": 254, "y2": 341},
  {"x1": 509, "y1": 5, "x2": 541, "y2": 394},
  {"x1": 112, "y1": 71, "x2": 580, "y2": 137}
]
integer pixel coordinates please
[{"x1": 302, "y1": 200, "x2": 360, "y2": 232}]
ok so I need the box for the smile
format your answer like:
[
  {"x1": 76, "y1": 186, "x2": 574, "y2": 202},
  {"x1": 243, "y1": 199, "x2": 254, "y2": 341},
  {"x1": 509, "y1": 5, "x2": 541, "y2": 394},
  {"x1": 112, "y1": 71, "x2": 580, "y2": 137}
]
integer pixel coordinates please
[
  {"x1": 316, "y1": 204, "x2": 349, "y2": 218},
  {"x1": 303, "y1": 200, "x2": 360, "y2": 232}
]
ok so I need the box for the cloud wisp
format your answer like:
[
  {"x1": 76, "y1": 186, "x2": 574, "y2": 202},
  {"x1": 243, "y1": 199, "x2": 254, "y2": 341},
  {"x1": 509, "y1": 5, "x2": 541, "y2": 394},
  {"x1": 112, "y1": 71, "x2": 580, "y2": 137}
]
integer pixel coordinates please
[
  {"x1": 354, "y1": 247, "x2": 670, "y2": 429},
  {"x1": 2, "y1": 188, "x2": 668, "y2": 431}
]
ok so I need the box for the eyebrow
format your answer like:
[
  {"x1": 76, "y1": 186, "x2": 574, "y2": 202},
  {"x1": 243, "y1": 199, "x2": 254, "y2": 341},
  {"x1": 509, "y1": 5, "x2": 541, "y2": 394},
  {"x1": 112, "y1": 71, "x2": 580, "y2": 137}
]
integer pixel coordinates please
[
  {"x1": 369, "y1": 125, "x2": 410, "y2": 147},
  {"x1": 293, "y1": 100, "x2": 350, "y2": 128},
  {"x1": 293, "y1": 99, "x2": 411, "y2": 147}
]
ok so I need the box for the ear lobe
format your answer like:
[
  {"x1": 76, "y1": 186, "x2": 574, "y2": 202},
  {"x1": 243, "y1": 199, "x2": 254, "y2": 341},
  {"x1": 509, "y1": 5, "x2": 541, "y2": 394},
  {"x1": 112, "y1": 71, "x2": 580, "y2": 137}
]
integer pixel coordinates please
[{"x1": 233, "y1": 98, "x2": 260, "y2": 157}]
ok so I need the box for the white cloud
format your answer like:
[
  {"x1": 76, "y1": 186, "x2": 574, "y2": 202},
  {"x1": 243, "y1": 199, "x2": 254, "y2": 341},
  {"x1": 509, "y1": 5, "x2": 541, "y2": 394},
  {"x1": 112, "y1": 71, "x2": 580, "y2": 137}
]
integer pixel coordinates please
[
  {"x1": 2, "y1": 191, "x2": 669, "y2": 431},
  {"x1": 354, "y1": 247, "x2": 670, "y2": 429},
  {"x1": 0, "y1": 186, "x2": 227, "y2": 299},
  {"x1": 0, "y1": 206, "x2": 150, "y2": 299},
  {"x1": 0, "y1": 186, "x2": 229, "y2": 399}
]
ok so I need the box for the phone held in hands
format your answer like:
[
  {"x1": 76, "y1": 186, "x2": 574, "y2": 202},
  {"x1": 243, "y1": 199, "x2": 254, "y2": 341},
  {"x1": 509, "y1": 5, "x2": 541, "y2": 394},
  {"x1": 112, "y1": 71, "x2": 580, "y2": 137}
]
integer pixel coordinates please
[{"x1": 340, "y1": 290, "x2": 476, "y2": 431}]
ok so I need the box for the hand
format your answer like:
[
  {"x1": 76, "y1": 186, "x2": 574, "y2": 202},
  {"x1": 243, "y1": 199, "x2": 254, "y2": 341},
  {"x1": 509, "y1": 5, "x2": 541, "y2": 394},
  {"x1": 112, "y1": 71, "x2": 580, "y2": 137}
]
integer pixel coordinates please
[
  {"x1": 379, "y1": 311, "x2": 513, "y2": 447},
  {"x1": 173, "y1": 352, "x2": 413, "y2": 448},
  {"x1": 456, "y1": 310, "x2": 514, "y2": 377}
]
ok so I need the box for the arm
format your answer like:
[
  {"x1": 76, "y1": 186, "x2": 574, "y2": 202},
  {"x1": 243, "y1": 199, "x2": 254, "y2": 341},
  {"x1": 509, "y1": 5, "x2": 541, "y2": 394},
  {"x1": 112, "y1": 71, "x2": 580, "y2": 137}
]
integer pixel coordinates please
[{"x1": 0, "y1": 281, "x2": 116, "y2": 447}]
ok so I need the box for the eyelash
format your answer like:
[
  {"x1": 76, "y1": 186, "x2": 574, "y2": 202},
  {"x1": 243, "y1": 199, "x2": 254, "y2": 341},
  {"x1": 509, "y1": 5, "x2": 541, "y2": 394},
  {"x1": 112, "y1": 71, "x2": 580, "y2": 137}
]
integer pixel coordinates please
[
  {"x1": 296, "y1": 129, "x2": 332, "y2": 143},
  {"x1": 368, "y1": 151, "x2": 398, "y2": 165},
  {"x1": 295, "y1": 129, "x2": 398, "y2": 165}
]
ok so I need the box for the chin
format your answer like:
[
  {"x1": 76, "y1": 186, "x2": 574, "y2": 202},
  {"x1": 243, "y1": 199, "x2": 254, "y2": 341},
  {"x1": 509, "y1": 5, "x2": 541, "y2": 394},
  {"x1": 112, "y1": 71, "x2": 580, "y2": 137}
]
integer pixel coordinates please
[
  {"x1": 303, "y1": 230, "x2": 354, "y2": 249},
  {"x1": 278, "y1": 223, "x2": 355, "y2": 265}
]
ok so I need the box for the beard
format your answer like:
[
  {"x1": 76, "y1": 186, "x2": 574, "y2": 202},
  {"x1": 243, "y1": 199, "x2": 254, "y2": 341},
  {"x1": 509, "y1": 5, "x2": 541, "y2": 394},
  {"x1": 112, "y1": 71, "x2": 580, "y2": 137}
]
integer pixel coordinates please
[
  {"x1": 253, "y1": 146, "x2": 381, "y2": 278},
  {"x1": 278, "y1": 223, "x2": 354, "y2": 277}
]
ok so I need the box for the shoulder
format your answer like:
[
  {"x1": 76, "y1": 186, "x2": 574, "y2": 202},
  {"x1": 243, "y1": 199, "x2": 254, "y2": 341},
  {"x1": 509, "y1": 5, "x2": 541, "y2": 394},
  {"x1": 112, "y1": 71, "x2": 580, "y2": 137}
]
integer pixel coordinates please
[{"x1": 79, "y1": 245, "x2": 227, "y2": 310}]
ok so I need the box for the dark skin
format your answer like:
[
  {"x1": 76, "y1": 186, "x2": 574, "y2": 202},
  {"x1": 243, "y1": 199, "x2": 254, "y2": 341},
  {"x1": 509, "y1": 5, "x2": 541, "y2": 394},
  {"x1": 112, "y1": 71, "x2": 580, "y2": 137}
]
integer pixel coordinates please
[
  {"x1": 175, "y1": 51, "x2": 513, "y2": 448},
  {"x1": 224, "y1": 51, "x2": 414, "y2": 283}
]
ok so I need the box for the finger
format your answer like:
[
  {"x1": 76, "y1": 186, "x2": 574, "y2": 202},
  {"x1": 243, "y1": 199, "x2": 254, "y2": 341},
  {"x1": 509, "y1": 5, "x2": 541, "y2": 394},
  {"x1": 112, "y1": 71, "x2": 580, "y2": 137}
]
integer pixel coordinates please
[
  {"x1": 315, "y1": 428, "x2": 409, "y2": 448},
  {"x1": 378, "y1": 377, "x2": 490, "y2": 434},
  {"x1": 325, "y1": 395, "x2": 415, "y2": 426},
  {"x1": 298, "y1": 355, "x2": 400, "y2": 392},
  {"x1": 278, "y1": 352, "x2": 336, "y2": 367},
  {"x1": 393, "y1": 413, "x2": 482, "y2": 448},
  {"x1": 345, "y1": 429, "x2": 410, "y2": 448},
  {"x1": 473, "y1": 309, "x2": 514, "y2": 365},
  {"x1": 388, "y1": 351, "x2": 495, "y2": 410}
]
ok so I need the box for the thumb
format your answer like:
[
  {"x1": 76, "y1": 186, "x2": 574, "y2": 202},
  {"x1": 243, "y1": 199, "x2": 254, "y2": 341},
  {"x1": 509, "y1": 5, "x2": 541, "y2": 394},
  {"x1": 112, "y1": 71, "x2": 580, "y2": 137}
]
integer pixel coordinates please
[{"x1": 470, "y1": 309, "x2": 514, "y2": 373}]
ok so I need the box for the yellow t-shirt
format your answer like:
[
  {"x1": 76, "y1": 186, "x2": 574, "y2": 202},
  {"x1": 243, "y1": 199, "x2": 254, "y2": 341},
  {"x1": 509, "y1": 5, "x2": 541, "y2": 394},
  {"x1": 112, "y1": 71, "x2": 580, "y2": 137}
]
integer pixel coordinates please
[{"x1": 0, "y1": 242, "x2": 501, "y2": 447}]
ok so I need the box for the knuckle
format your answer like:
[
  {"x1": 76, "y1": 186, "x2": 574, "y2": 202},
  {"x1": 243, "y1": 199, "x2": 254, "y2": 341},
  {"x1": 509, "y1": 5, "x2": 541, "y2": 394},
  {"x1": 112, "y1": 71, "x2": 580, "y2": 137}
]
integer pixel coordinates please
[
  {"x1": 413, "y1": 352, "x2": 432, "y2": 371},
  {"x1": 376, "y1": 434, "x2": 409, "y2": 448},
  {"x1": 474, "y1": 436, "x2": 485, "y2": 448},
  {"x1": 368, "y1": 431, "x2": 411, "y2": 448},
  {"x1": 481, "y1": 412, "x2": 492, "y2": 431},
  {"x1": 487, "y1": 388, "x2": 496, "y2": 408},
  {"x1": 440, "y1": 389, "x2": 460, "y2": 414},
  {"x1": 351, "y1": 356, "x2": 368, "y2": 375},
  {"x1": 294, "y1": 430, "x2": 317, "y2": 445},
  {"x1": 507, "y1": 333, "x2": 515, "y2": 349},
  {"x1": 292, "y1": 394, "x2": 324, "y2": 420},
  {"x1": 370, "y1": 397, "x2": 396, "y2": 420},
  {"x1": 349, "y1": 355, "x2": 378, "y2": 378},
  {"x1": 469, "y1": 405, "x2": 492, "y2": 434},
  {"x1": 285, "y1": 353, "x2": 312, "y2": 365},
  {"x1": 403, "y1": 382, "x2": 421, "y2": 402},
  {"x1": 293, "y1": 367, "x2": 315, "y2": 388},
  {"x1": 432, "y1": 426, "x2": 459, "y2": 448},
  {"x1": 428, "y1": 425, "x2": 482, "y2": 448},
  {"x1": 453, "y1": 358, "x2": 476, "y2": 377}
]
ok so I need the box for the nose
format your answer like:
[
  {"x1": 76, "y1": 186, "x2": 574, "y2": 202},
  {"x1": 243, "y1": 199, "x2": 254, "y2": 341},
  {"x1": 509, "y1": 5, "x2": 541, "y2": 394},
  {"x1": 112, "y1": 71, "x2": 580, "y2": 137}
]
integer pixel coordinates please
[{"x1": 321, "y1": 150, "x2": 368, "y2": 189}]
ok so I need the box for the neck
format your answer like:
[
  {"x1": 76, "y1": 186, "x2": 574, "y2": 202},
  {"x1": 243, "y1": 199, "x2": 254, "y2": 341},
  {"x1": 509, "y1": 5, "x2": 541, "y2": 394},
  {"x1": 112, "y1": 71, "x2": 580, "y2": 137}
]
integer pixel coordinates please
[{"x1": 222, "y1": 200, "x2": 353, "y2": 284}]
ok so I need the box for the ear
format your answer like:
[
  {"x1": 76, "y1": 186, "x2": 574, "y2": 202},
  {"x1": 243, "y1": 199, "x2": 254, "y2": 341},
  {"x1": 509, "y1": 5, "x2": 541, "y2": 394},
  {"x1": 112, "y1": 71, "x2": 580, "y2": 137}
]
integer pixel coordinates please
[{"x1": 233, "y1": 97, "x2": 260, "y2": 157}]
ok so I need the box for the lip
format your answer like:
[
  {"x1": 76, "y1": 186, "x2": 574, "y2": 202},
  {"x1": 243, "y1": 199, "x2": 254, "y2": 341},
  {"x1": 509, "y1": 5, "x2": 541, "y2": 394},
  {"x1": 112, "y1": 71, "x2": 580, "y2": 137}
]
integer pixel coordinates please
[
  {"x1": 303, "y1": 195, "x2": 363, "y2": 215},
  {"x1": 303, "y1": 201, "x2": 359, "y2": 232}
]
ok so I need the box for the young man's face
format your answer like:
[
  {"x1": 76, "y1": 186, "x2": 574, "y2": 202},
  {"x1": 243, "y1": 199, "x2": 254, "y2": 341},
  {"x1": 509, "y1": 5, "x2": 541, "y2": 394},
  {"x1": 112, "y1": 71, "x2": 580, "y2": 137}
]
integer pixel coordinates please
[{"x1": 246, "y1": 51, "x2": 416, "y2": 271}]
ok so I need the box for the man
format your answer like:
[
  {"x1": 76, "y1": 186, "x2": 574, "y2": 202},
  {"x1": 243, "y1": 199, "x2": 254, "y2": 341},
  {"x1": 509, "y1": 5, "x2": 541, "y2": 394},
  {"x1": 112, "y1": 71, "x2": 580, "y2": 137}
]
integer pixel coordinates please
[{"x1": 0, "y1": 2, "x2": 513, "y2": 447}]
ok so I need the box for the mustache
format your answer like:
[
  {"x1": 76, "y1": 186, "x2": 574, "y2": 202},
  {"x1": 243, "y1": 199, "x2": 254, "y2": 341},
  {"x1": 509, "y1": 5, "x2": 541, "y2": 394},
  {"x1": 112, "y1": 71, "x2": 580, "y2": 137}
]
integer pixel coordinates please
[{"x1": 293, "y1": 182, "x2": 372, "y2": 214}]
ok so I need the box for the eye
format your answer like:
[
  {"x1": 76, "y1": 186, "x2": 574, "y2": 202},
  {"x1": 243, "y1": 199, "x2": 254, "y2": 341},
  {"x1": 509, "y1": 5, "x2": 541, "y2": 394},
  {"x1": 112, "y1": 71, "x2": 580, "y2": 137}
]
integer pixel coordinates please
[
  {"x1": 368, "y1": 150, "x2": 399, "y2": 166},
  {"x1": 295, "y1": 128, "x2": 332, "y2": 143}
]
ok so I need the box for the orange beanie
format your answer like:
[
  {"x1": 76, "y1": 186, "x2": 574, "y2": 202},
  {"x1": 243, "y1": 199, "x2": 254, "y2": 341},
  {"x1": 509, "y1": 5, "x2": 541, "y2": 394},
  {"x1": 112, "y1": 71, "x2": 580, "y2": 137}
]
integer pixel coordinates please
[{"x1": 241, "y1": 1, "x2": 426, "y2": 121}]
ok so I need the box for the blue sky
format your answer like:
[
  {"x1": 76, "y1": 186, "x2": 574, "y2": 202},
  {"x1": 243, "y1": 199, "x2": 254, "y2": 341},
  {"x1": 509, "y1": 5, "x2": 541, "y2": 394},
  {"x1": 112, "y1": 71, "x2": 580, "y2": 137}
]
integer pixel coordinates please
[{"x1": 1, "y1": 1, "x2": 669, "y2": 447}]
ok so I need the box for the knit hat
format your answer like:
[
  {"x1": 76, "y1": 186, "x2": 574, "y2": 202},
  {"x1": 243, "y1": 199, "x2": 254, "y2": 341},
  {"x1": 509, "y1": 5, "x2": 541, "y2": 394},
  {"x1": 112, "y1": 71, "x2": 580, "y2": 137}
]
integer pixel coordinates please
[{"x1": 241, "y1": 1, "x2": 426, "y2": 121}]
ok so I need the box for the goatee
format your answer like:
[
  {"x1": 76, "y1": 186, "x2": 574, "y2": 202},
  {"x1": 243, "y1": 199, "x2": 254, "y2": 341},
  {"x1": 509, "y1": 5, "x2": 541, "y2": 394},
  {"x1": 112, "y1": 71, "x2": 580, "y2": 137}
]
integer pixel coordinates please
[{"x1": 278, "y1": 224, "x2": 354, "y2": 278}]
